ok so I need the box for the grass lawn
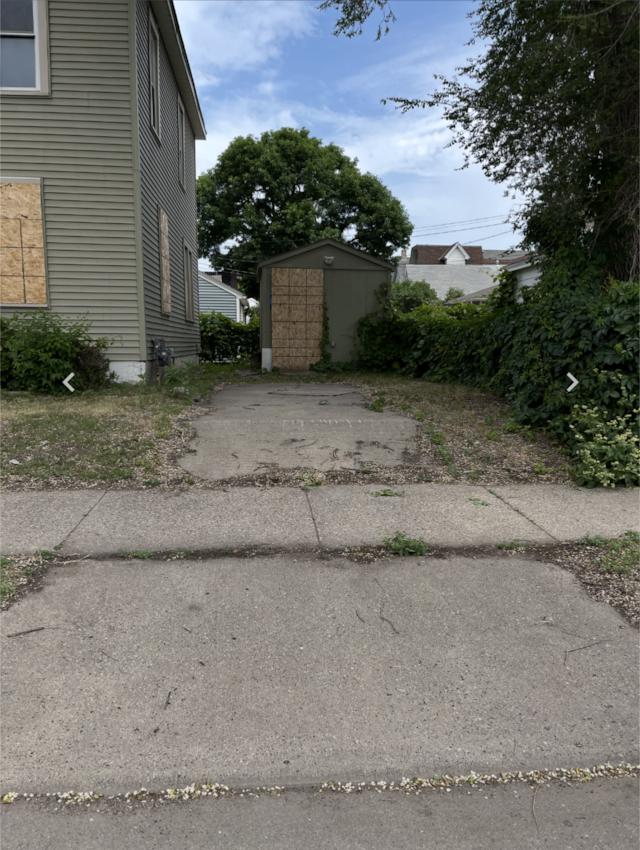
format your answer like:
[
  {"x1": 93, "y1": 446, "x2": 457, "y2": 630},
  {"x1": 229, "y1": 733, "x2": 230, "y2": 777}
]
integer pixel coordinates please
[{"x1": 1, "y1": 363, "x2": 575, "y2": 490}]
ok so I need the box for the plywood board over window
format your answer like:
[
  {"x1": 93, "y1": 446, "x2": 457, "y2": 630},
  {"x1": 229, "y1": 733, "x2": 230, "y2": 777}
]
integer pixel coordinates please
[
  {"x1": 158, "y1": 207, "x2": 171, "y2": 315},
  {"x1": 0, "y1": 178, "x2": 47, "y2": 305},
  {"x1": 271, "y1": 267, "x2": 323, "y2": 370}
]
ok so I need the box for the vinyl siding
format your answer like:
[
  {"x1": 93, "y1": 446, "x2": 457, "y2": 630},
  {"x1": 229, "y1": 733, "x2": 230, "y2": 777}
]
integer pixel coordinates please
[
  {"x1": 136, "y1": 0, "x2": 199, "y2": 359},
  {"x1": 199, "y1": 279, "x2": 241, "y2": 321},
  {"x1": 0, "y1": 0, "x2": 141, "y2": 360}
]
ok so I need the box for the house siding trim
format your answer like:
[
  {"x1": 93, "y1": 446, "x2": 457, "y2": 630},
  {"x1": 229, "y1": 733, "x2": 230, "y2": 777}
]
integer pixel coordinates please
[{"x1": 128, "y1": 0, "x2": 147, "y2": 360}]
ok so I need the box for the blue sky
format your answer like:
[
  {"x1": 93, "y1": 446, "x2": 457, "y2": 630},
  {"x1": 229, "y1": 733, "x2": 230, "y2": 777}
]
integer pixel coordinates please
[{"x1": 174, "y1": 0, "x2": 524, "y2": 265}]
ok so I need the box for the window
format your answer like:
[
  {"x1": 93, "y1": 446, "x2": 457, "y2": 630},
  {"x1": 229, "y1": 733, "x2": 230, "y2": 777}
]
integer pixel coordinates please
[
  {"x1": 183, "y1": 242, "x2": 194, "y2": 321},
  {"x1": 158, "y1": 207, "x2": 171, "y2": 315},
  {"x1": 148, "y1": 14, "x2": 160, "y2": 137},
  {"x1": 177, "y1": 99, "x2": 185, "y2": 187},
  {"x1": 0, "y1": 177, "x2": 47, "y2": 306},
  {"x1": 0, "y1": 0, "x2": 49, "y2": 94}
]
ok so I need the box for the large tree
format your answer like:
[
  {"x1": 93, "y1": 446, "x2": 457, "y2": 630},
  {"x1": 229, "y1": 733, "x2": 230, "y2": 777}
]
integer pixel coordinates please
[
  {"x1": 197, "y1": 127, "x2": 413, "y2": 299},
  {"x1": 320, "y1": 0, "x2": 639, "y2": 281}
]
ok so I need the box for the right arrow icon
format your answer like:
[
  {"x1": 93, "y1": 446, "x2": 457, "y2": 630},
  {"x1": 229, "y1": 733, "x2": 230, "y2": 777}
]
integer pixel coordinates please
[{"x1": 566, "y1": 372, "x2": 579, "y2": 392}]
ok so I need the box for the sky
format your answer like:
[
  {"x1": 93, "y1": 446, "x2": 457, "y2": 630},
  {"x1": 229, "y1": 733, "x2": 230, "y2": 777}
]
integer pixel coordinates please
[{"x1": 173, "y1": 0, "x2": 525, "y2": 268}]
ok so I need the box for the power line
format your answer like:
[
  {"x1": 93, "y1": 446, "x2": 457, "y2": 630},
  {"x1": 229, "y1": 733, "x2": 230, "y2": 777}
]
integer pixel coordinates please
[
  {"x1": 412, "y1": 214, "x2": 507, "y2": 232},
  {"x1": 411, "y1": 221, "x2": 513, "y2": 239}
]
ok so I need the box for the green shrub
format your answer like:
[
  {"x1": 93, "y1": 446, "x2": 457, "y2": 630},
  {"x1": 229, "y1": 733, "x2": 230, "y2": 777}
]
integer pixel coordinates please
[
  {"x1": 443, "y1": 287, "x2": 465, "y2": 302},
  {"x1": 569, "y1": 403, "x2": 640, "y2": 488},
  {"x1": 200, "y1": 312, "x2": 259, "y2": 363},
  {"x1": 0, "y1": 317, "x2": 15, "y2": 386},
  {"x1": 355, "y1": 268, "x2": 639, "y2": 487},
  {"x1": 1, "y1": 310, "x2": 113, "y2": 394},
  {"x1": 390, "y1": 279, "x2": 439, "y2": 313}
]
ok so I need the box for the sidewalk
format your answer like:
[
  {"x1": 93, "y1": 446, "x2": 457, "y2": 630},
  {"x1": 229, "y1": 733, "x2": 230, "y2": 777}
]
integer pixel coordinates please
[{"x1": 1, "y1": 483, "x2": 638, "y2": 555}]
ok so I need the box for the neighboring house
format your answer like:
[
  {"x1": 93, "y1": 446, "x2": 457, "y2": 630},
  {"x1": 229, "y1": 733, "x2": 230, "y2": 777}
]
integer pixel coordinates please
[
  {"x1": 0, "y1": 0, "x2": 206, "y2": 382},
  {"x1": 503, "y1": 257, "x2": 541, "y2": 301},
  {"x1": 394, "y1": 242, "x2": 528, "y2": 301},
  {"x1": 257, "y1": 238, "x2": 393, "y2": 370},
  {"x1": 198, "y1": 273, "x2": 249, "y2": 323},
  {"x1": 450, "y1": 284, "x2": 498, "y2": 305}
]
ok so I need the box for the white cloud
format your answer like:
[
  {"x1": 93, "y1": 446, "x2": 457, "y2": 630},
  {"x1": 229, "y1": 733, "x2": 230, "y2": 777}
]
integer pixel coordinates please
[{"x1": 175, "y1": 0, "x2": 316, "y2": 82}]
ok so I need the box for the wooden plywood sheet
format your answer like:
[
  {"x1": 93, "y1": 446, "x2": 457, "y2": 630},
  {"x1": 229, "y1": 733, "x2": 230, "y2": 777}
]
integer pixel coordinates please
[
  {"x1": 271, "y1": 267, "x2": 325, "y2": 370},
  {"x1": 159, "y1": 207, "x2": 171, "y2": 315},
  {"x1": 0, "y1": 181, "x2": 47, "y2": 304},
  {"x1": 0, "y1": 219, "x2": 21, "y2": 248},
  {"x1": 0, "y1": 182, "x2": 42, "y2": 219},
  {"x1": 25, "y1": 277, "x2": 47, "y2": 303},
  {"x1": 0, "y1": 276, "x2": 26, "y2": 303}
]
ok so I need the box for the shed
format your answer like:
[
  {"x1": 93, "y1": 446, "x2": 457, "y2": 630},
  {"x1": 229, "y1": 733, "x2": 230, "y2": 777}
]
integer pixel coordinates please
[
  {"x1": 198, "y1": 273, "x2": 249, "y2": 323},
  {"x1": 256, "y1": 238, "x2": 394, "y2": 371}
]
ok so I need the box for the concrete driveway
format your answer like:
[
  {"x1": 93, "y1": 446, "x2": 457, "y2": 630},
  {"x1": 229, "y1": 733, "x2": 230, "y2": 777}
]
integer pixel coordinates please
[
  {"x1": 2, "y1": 554, "x2": 637, "y2": 794},
  {"x1": 178, "y1": 383, "x2": 423, "y2": 480}
]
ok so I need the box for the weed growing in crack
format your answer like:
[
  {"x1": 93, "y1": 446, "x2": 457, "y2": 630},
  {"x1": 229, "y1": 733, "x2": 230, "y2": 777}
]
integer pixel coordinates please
[{"x1": 383, "y1": 531, "x2": 429, "y2": 556}]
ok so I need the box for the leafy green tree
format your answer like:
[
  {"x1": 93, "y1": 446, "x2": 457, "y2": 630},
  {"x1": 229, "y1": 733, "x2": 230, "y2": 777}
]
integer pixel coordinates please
[
  {"x1": 197, "y1": 127, "x2": 413, "y2": 299},
  {"x1": 320, "y1": 0, "x2": 639, "y2": 281},
  {"x1": 443, "y1": 287, "x2": 465, "y2": 303},
  {"x1": 391, "y1": 280, "x2": 438, "y2": 313}
]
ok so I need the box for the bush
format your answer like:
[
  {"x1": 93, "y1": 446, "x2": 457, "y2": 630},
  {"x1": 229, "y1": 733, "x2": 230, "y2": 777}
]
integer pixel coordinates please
[
  {"x1": 569, "y1": 403, "x2": 640, "y2": 488},
  {"x1": 1, "y1": 310, "x2": 114, "y2": 394},
  {"x1": 356, "y1": 269, "x2": 640, "y2": 487},
  {"x1": 390, "y1": 279, "x2": 439, "y2": 313},
  {"x1": 0, "y1": 317, "x2": 15, "y2": 386},
  {"x1": 200, "y1": 312, "x2": 259, "y2": 362},
  {"x1": 443, "y1": 287, "x2": 465, "y2": 302}
]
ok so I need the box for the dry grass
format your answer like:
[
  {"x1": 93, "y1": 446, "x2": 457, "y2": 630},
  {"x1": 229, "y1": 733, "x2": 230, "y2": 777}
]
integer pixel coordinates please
[
  {"x1": 329, "y1": 373, "x2": 576, "y2": 485},
  {"x1": 1, "y1": 367, "x2": 576, "y2": 491}
]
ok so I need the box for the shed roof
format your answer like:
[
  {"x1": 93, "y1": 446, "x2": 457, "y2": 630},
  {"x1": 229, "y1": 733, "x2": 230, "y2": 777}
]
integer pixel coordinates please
[
  {"x1": 256, "y1": 238, "x2": 394, "y2": 281},
  {"x1": 151, "y1": 1, "x2": 206, "y2": 139}
]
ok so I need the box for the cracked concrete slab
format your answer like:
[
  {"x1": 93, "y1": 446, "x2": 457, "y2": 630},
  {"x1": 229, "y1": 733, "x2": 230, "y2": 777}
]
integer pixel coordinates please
[
  {"x1": 308, "y1": 484, "x2": 555, "y2": 547},
  {"x1": 491, "y1": 485, "x2": 639, "y2": 541},
  {"x1": 0, "y1": 490, "x2": 107, "y2": 555},
  {"x1": 60, "y1": 489, "x2": 318, "y2": 555},
  {"x1": 2, "y1": 554, "x2": 636, "y2": 795},
  {"x1": 2, "y1": 779, "x2": 638, "y2": 849},
  {"x1": 178, "y1": 384, "x2": 423, "y2": 480}
]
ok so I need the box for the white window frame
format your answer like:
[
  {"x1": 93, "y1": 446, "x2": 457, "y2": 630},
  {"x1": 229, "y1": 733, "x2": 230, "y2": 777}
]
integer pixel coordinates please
[
  {"x1": 177, "y1": 97, "x2": 186, "y2": 188},
  {"x1": 148, "y1": 12, "x2": 161, "y2": 139},
  {"x1": 0, "y1": 0, "x2": 50, "y2": 95},
  {"x1": 183, "y1": 241, "x2": 195, "y2": 322}
]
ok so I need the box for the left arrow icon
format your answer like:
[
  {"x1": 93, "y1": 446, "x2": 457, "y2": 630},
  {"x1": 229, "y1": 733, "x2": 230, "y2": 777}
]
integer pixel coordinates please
[{"x1": 63, "y1": 372, "x2": 75, "y2": 392}]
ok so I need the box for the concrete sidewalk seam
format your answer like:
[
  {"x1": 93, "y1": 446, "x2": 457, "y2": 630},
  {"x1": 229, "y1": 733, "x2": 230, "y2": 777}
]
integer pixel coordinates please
[
  {"x1": 304, "y1": 490, "x2": 322, "y2": 546},
  {"x1": 483, "y1": 485, "x2": 561, "y2": 542},
  {"x1": 57, "y1": 488, "x2": 110, "y2": 551}
]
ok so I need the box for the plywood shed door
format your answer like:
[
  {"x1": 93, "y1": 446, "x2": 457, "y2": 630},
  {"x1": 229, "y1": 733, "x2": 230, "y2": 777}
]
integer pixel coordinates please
[{"x1": 271, "y1": 268, "x2": 323, "y2": 370}]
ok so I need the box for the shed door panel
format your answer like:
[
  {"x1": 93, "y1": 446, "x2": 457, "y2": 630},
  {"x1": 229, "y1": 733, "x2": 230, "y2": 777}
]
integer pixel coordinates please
[{"x1": 271, "y1": 268, "x2": 323, "y2": 370}]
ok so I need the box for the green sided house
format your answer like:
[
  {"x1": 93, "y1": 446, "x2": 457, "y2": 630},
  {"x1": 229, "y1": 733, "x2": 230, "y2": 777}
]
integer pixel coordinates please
[
  {"x1": 257, "y1": 238, "x2": 394, "y2": 371},
  {"x1": 0, "y1": 0, "x2": 206, "y2": 381}
]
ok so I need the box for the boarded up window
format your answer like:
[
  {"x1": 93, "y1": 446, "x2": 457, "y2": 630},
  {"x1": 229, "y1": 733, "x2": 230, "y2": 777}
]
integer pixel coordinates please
[
  {"x1": 271, "y1": 267, "x2": 323, "y2": 370},
  {"x1": 0, "y1": 179, "x2": 46, "y2": 305},
  {"x1": 158, "y1": 207, "x2": 171, "y2": 315},
  {"x1": 183, "y1": 242, "x2": 194, "y2": 321}
]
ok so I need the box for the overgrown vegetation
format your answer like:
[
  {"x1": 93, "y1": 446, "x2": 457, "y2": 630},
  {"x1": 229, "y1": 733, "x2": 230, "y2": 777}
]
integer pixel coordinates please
[
  {"x1": 579, "y1": 531, "x2": 639, "y2": 575},
  {"x1": 355, "y1": 272, "x2": 639, "y2": 487},
  {"x1": 0, "y1": 362, "x2": 240, "y2": 489},
  {"x1": 200, "y1": 312, "x2": 259, "y2": 363},
  {"x1": 390, "y1": 279, "x2": 438, "y2": 313},
  {"x1": 1, "y1": 311, "x2": 114, "y2": 394}
]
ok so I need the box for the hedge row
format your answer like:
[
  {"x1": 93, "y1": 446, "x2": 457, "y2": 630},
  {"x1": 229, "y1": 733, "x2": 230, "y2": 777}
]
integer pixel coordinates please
[
  {"x1": 200, "y1": 312, "x2": 259, "y2": 363},
  {"x1": 356, "y1": 271, "x2": 639, "y2": 487}
]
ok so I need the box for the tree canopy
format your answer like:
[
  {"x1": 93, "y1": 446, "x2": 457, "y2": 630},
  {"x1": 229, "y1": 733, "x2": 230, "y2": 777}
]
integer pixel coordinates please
[
  {"x1": 197, "y1": 127, "x2": 413, "y2": 299},
  {"x1": 321, "y1": 0, "x2": 639, "y2": 281}
]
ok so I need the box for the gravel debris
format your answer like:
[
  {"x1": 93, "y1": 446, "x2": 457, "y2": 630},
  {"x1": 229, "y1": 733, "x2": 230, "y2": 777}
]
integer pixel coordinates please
[{"x1": 3, "y1": 763, "x2": 637, "y2": 810}]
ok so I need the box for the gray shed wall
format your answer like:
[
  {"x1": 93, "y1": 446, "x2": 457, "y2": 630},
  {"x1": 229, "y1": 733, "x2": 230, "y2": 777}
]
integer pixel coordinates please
[
  {"x1": 0, "y1": 0, "x2": 142, "y2": 361},
  {"x1": 258, "y1": 243, "x2": 391, "y2": 362},
  {"x1": 135, "y1": 0, "x2": 199, "y2": 360}
]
